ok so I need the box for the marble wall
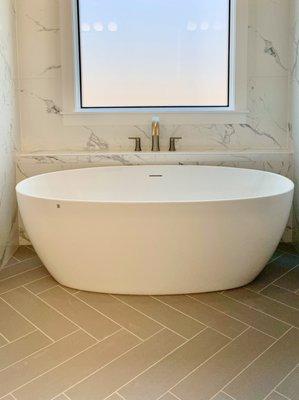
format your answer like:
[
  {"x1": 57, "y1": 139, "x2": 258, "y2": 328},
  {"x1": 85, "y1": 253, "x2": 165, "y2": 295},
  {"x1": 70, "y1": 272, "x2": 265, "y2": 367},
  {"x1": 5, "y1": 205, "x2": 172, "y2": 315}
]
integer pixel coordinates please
[
  {"x1": 291, "y1": 0, "x2": 299, "y2": 248},
  {"x1": 0, "y1": 0, "x2": 20, "y2": 266},
  {"x1": 16, "y1": 0, "x2": 291, "y2": 154}
]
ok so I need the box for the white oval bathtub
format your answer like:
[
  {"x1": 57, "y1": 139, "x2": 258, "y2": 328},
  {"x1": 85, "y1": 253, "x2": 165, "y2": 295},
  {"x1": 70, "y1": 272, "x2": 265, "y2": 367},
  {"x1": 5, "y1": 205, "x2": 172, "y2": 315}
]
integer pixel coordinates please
[{"x1": 16, "y1": 165, "x2": 294, "y2": 294}]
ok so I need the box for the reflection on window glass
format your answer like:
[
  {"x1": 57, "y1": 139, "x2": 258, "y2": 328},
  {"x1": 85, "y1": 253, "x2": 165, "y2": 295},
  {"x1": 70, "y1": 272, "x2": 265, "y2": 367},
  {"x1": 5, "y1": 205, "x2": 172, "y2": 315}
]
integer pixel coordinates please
[{"x1": 78, "y1": 0, "x2": 230, "y2": 108}]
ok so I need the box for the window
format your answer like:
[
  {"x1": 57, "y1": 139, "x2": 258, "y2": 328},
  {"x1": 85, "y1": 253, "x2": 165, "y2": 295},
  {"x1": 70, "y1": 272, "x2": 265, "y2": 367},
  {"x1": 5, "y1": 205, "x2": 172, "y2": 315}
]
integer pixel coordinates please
[
  {"x1": 60, "y1": 0, "x2": 248, "y2": 124},
  {"x1": 77, "y1": 0, "x2": 230, "y2": 109}
]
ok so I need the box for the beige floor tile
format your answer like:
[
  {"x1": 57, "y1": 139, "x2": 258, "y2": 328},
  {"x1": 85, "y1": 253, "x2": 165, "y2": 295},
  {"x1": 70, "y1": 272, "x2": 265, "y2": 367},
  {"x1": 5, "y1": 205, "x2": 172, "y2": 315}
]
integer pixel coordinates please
[
  {"x1": 190, "y1": 293, "x2": 289, "y2": 338},
  {"x1": 155, "y1": 295, "x2": 247, "y2": 338},
  {"x1": 276, "y1": 367, "x2": 299, "y2": 400},
  {"x1": 172, "y1": 328, "x2": 273, "y2": 400},
  {"x1": 262, "y1": 285, "x2": 299, "y2": 309},
  {"x1": 66, "y1": 329, "x2": 184, "y2": 400},
  {"x1": 25, "y1": 275, "x2": 58, "y2": 294},
  {"x1": 265, "y1": 392, "x2": 289, "y2": 400},
  {"x1": 0, "y1": 330, "x2": 95, "y2": 398},
  {"x1": 0, "y1": 334, "x2": 8, "y2": 347},
  {"x1": 225, "y1": 328, "x2": 299, "y2": 400},
  {"x1": 160, "y1": 394, "x2": 180, "y2": 400},
  {"x1": 0, "y1": 395, "x2": 16, "y2": 400},
  {"x1": 14, "y1": 330, "x2": 140, "y2": 400},
  {"x1": 106, "y1": 395, "x2": 123, "y2": 400},
  {"x1": 76, "y1": 292, "x2": 162, "y2": 340},
  {"x1": 14, "y1": 247, "x2": 36, "y2": 261},
  {"x1": 247, "y1": 254, "x2": 299, "y2": 292},
  {"x1": 213, "y1": 393, "x2": 236, "y2": 400},
  {"x1": 0, "y1": 298, "x2": 34, "y2": 341},
  {"x1": 0, "y1": 257, "x2": 42, "y2": 281},
  {"x1": 0, "y1": 267, "x2": 49, "y2": 294},
  {"x1": 2, "y1": 256, "x2": 19, "y2": 267},
  {"x1": 52, "y1": 395, "x2": 69, "y2": 400},
  {"x1": 61, "y1": 286, "x2": 79, "y2": 294},
  {"x1": 40, "y1": 287, "x2": 121, "y2": 340},
  {"x1": 2, "y1": 287, "x2": 77, "y2": 341},
  {"x1": 275, "y1": 267, "x2": 299, "y2": 292},
  {"x1": 114, "y1": 295, "x2": 205, "y2": 339},
  {"x1": 223, "y1": 288, "x2": 299, "y2": 327},
  {"x1": 0, "y1": 331, "x2": 51, "y2": 370},
  {"x1": 120, "y1": 328, "x2": 229, "y2": 400}
]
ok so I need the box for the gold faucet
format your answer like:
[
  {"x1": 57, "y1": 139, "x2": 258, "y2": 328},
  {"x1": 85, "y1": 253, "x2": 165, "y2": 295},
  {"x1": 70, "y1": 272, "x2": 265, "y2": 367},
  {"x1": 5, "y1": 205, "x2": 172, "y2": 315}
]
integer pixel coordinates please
[{"x1": 151, "y1": 117, "x2": 160, "y2": 152}]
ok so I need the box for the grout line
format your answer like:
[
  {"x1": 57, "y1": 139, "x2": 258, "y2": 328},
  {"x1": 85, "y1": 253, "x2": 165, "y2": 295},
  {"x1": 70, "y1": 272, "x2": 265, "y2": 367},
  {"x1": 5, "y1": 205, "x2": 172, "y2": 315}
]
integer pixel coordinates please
[
  {"x1": 22, "y1": 274, "x2": 56, "y2": 288},
  {"x1": 116, "y1": 392, "x2": 127, "y2": 400},
  {"x1": 254, "y1": 289, "x2": 299, "y2": 311},
  {"x1": 268, "y1": 254, "x2": 284, "y2": 263},
  {"x1": 0, "y1": 332, "x2": 9, "y2": 345},
  {"x1": 257, "y1": 264, "x2": 299, "y2": 293},
  {"x1": 28, "y1": 283, "x2": 59, "y2": 296},
  {"x1": 155, "y1": 327, "x2": 251, "y2": 400},
  {"x1": 68, "y1": 289, "x2": 80, "y2": 295},
  {"x1": 0, "y1": 263, "x2": 43, "y2": 284},
  {"x1": 220, "y1": 291, "x2": 295, "y2": 328},
  {"x1": 104, "y1": 328, "x2": 208, "y2": 400},
  {"x1": 273, "y1": 390, "x2": 292, "y2": 400},
  {"x1": 263, "y1": 364, "x2": 298, "y2": 400},
  {"x1": 0, "y1": 328, "x2": 81, "y2": 374},
  {"x1": 0, "y1": 295, "x2": 55, "y2": 344},
  {"x1": 271, "y1": 283, "x2": 299, "y2": 294},
  {"x1": 187, "y1": 294, "x2": 278, "y2": 341},
  {"x1": 13, "y1": 254, "x2": 36, "y2": 263},
  {"x1": 62, "y1": 327, "x2": 171, "y2": 396},
  {"x1": 215, "y1": 392, "x2": 237, "y2": 400},
  {"x1": 219, "y1": 327, "x2": 294, "y2": 400},
  {"x1": 10, "y1": 328, "x2": 123, "y2": 398},
  {"x1": 25, "y1": 246, "x2": 34, "y2": 251},
  {"x1": 153, "y1": 295, "x2": 239, "y2": 340},
  {"x1": 63, "y1": 394, "x2": 72, "y2": 400},
  {"x1": 68, "y1": 290, "x2": 145, "y2": 342},
  {"x1": 0, "y1": 329, "x2": 37, "y2": 349},
  {"x1": 27, "y1": 287, "x2": 104, "y2": 342},
  {"x1": 111, "y1": 294, "x2": 206, "y2": 340},
  {"x1": 167, "y1": 392, "x2": 183, "y2": 400},
  {"x1": 30, "y1": 284, "x2": 58, "y2": 296}
]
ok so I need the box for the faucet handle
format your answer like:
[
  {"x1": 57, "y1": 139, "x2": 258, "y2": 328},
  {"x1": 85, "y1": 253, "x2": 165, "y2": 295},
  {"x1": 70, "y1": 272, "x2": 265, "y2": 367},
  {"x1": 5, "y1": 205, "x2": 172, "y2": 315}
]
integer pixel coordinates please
[
  {"x1": 129, "y1": 137, "x2": 142, "y2": 152},
  {"x1": 169, "y1": 137, "x2": 182, "y2": 152}
]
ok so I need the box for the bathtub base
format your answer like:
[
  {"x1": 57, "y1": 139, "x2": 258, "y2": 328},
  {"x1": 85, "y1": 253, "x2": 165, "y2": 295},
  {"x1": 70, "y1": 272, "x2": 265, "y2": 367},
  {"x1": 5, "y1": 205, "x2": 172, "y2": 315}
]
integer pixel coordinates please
[{"x1": 20, "y1": 200, "x2": 291, "y2": 294}]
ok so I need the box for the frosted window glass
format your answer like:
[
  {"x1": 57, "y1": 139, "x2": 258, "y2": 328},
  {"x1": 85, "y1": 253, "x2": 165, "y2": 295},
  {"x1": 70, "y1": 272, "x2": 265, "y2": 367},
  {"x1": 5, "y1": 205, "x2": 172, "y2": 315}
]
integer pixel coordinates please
[{"x1": 77, "y1": 0, "x2": 230, "y2": 108}]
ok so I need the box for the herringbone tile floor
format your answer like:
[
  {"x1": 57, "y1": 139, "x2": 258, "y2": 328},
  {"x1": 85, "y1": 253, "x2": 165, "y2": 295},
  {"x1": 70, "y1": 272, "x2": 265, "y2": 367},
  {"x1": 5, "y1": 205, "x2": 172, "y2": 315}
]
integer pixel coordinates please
[{"x1": 0, "y1": 245, "x2": 298, "y2": 400}]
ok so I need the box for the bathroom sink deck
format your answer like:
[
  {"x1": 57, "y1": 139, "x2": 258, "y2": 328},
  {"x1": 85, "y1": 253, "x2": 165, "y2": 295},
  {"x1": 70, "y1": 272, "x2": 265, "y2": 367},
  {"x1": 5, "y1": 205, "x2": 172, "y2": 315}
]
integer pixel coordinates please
[{"x1": 0, "y1": 246, "x2": 298, "y2": 400}]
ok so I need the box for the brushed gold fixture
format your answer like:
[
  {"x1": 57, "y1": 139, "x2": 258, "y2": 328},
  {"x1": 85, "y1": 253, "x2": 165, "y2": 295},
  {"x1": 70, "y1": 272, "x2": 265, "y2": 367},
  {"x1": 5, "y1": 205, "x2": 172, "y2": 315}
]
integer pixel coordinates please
[{"x1": 151, "y1": 117, "x2": 160, "y2": 152}]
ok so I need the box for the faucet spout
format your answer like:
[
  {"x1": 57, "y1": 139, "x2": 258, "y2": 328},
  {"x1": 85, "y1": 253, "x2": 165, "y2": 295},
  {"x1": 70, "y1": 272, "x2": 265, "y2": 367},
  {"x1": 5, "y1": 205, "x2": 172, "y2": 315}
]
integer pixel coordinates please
[{"x1": 151, "y1": 118, "x2": 160, "y2": 152}]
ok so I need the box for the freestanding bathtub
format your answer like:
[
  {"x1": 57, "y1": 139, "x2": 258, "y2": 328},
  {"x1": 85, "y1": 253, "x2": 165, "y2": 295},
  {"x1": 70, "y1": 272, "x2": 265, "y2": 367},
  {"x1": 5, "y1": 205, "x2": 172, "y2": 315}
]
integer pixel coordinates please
[{"x1": 16, "y1": 165, "x2": 294, "y2": 294}]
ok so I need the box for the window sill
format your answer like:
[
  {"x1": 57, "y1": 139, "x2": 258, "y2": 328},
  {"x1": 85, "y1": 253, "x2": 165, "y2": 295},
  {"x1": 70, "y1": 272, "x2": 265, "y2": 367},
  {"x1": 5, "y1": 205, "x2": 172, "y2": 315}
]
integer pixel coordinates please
[{"x1": 61, "y1": 110, "x2": 249, "y2": 126}]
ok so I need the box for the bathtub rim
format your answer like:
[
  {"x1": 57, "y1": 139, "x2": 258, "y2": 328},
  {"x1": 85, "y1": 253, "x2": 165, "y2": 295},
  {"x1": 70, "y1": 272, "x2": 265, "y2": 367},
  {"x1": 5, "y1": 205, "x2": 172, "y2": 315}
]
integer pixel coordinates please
[{"x1": 16, "y1": 165, "x2": 294, "y2": 205}]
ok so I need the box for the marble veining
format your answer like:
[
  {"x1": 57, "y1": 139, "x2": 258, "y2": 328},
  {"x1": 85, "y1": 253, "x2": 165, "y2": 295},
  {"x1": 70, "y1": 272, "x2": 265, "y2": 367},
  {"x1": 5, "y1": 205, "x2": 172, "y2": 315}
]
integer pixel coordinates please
[{"x1": 249, "y1": 26, "x2": 288, "y2": 71}]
